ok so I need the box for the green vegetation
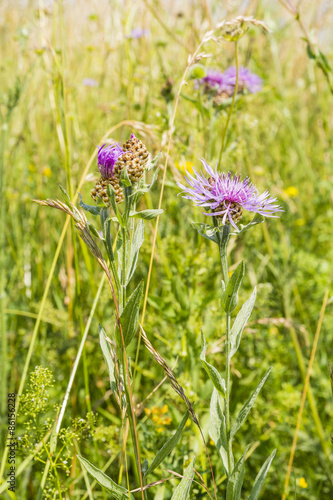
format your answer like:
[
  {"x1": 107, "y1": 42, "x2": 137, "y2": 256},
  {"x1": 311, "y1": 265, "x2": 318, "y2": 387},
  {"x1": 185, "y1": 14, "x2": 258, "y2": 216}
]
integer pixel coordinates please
[{"x1": 0, "y1": 1, "x2": 332, "y2": 499}]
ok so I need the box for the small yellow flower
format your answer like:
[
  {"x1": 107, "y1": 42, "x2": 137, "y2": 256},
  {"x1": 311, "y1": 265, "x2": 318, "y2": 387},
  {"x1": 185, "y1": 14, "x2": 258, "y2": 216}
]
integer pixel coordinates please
[
  {"x1": 299, "y1": 477, "x2": 308, "y2": 489},
  {"x1": 175, "y1": 160, "x2": 193, "y2": 175},
  {"x1": 43, "y1": 166, "x2": 52, "y2": 178},
  {"x1": 283, "y1": 186, "x2": 298, "y2": 198},
  {"x1": 295, "y1": 218, "x2": 305, "y2": 227}
]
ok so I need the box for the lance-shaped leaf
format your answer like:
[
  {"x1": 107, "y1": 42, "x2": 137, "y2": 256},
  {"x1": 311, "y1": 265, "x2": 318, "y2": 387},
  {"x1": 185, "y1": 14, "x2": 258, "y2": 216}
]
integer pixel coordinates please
[
  {"x1": 209, "y1": 388, "x2": 230, "y2": 475},
  {"x1": 230, "y1": 287, "x2": 257, "y2": 357},
  {"x1": 226, "y1": 445, "x2": 251, "y2": 500},
  {"x1": 103, "y1": 217, "x2": 114, "y2": 262},
  {"x1": 171, "y1": 456, "x2": 196, "y2": 500},
  {"x1": 231, "y1": 213, "x2": 265, "y2": 236},
  {"x1": 107, "y1": 184, "x2": 124, "y2": 227},
  {"x1": 147, "y1": 152, "x2": 161, "y2": 171},
  {"x1": 145, "y1": 411, "x2": 189, "y2": 477},
  {"x1": 248, "y1": 449, "x2": 276, "y2": 500},
  {"x1": 115, "y1": 282, "x2": 143, "y2": 347},
  {"x1": 191, "y1": 222, "x2": 220, "y2": 244},
  {"x1": 230, "y1": 367, "x2": 272, "y2": 440},
  {"x1": 77, "y1": 455, "x2": 134, "y2": 500},
  {"x1": 127, "y1": 220, "x2": 144, "y2": 284},
  {"x1": 78, "y1": 193, "x2": 101, "y2": 215},
  {"x1": 200, "y1": 333, "x2": 226, "y2": 397},
  {"x1": 119, "y1": 165, "x2": 131, "y2": 187},
  {"x1": 99, "y1": 325, "x2": 117, "y2": 393},
  {"x1": 130, "y1": 209, "x2": 164, "y2": 220},
  {"x1": 222, "y1": 261, "x2": 245, "y2": 313}
]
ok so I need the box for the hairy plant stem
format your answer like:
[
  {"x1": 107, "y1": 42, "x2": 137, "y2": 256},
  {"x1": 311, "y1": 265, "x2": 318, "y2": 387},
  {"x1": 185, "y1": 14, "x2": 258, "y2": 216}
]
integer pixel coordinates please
[
  {"x1": 218, "y1": 40, "x2": 239, "y2": 168},
  {"x1": 118, "y1": 188, "x2": 146, "y2": 498},
  {"x1": 218, "y1": 224, "x2": 233, "y2": 476}
]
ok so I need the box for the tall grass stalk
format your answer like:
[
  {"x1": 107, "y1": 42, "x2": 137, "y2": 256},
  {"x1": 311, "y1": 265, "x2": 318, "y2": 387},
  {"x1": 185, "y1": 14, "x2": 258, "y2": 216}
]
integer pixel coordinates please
[{"x1": 282, "y1": 289, "x2": 330, "y2": 499}]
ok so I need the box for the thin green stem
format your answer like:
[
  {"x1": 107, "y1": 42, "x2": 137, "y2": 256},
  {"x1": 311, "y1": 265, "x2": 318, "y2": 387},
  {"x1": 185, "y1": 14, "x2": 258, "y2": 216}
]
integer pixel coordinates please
[
  {"x1": 225, "y1": 312, "x2": 232, "y2": 473},
  {"x1": 218, "y1": 41, "x2": 239, "y2": 168}
]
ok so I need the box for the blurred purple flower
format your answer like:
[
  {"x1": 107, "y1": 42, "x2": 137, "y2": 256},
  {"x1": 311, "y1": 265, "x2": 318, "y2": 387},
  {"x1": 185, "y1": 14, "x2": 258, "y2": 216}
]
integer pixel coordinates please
[
  {"x1": 197, "y1": 69, "x2": 231, "y2": 93},
  {"x1": 224, "y1": 66, "x2": 262, "y2": 94},
  {"x1": 97, "y1": 143, "x2": 124, "y2": 178},
  {"x1": 127, "y1": 28, "x2": 149, "y2": 39},
  {"x1": 177, "y1": 159, "x2": 281, "y2": 229},
  {"x1": 82, "y1": 78, "x2": 99, "y2": 87}
]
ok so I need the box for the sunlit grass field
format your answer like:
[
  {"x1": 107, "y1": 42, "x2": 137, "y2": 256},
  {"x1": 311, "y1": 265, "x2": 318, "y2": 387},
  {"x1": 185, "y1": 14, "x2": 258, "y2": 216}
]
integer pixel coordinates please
[{"x1": 1, "y1": 1, "x2": 333, "y2": 498}]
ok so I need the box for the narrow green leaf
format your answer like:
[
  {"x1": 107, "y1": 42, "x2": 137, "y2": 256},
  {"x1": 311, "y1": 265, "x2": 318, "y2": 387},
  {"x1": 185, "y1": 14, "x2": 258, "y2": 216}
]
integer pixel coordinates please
[
  {"x1": 230, "y1": 367, "x2": 272, "y2": 440},
  {"x1": 79, "y1": 193, "x2": 101, "y2": 215},
  {"x1": 99, "y1": 325, "x2": 117, "y2": 393},
  {"x1": 191, "y1": 222, "x2": 220, "y2": 244},
  {"x1": 248, "y1": 449, "x2": 276, "y2": 500},
  {"x1": 130, "y1": 209, "x2": 164, "y2": 220},
  {"x1": 230, "y1": 287, "x2": 257, "y2": 357},
  {"x1": 107, "y1": 184, "x2": 124, "y2": 226},
  {"x1": 209, "y1": 388, "x2": 230, "y2": 475},
  {"x1": 147, "y1": 152, "x2": 161, "y2": 171},
  {"x1": 115, "y1": 282, "x2": 143, "y2": 348},
  {"x1": 127, "y1": 219, "x2": 144, "y2": 284},
  {"x1": 226, "y1": 445, "x2": 251, "y2": 500},
  {"x1": 171, "y1": 457, "x2": 196, "y2": 500},
  {"x1": 119, "y1": 165, "x2": 131, "y2": 187},
  {"x1": 145, "y1": 411, "x2": 189, "y2": 476},
  {"x1": 58, "y1": 184, "x2": 72, "y2": 208},
  {"x1": 103, "y1": 218, "x2": 114, "y2": 262},
  {"x1": 77, "y1": 455, "x2": 134, "y2": 500},
  {"x1": 200, "y1": 333, "x2": 226, "y2": 396},
  {"x1": 222, "y1": 261, "x2": 245, "y2": 313},
  {"x1": 231, "y1": 213, "x2": 264, "y2": 235}
]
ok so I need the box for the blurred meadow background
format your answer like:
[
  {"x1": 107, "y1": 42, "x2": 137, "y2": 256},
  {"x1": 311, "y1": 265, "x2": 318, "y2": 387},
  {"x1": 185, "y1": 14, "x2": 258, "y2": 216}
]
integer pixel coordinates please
[{"x1": 1, "y1": 0, "x2": 333, "y2": 498}]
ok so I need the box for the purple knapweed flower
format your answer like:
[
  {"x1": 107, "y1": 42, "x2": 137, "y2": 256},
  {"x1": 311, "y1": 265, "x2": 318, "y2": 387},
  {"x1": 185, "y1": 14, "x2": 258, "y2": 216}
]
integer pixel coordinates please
[
  {"x1": 197, "y1": 69, "x2": 231, "y2": 93},
  {"x1": 177, "y1": 159, "x2": 281, "y2": 229},
  {"x1": 126, "y1": 28, "x2": 149, "y2": 39},
  {"x1": 224, "y1": 66, "x2": 262, "y2": 94},
  {"x1": 82, "y1": 78, "x2": 99, "y2": 87},
  {"x1": 97, "y1": 143, "x2": 124, "y2": 178}
]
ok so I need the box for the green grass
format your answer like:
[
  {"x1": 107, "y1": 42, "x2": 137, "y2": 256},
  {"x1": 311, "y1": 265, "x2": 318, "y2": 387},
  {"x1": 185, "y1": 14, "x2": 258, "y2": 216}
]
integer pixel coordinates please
[{"x1": 1, "y1": 1, "x2": 333, "y2": 499}]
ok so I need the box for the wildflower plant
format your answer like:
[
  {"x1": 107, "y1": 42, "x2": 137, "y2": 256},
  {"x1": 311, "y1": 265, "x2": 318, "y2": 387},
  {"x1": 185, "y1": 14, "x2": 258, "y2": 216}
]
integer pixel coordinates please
[
  {"x1": 35, "y1": 134, "x2": 200, "y2": 498},
  {"x1": 177, "y1": 159, "x2": 282, "y2": 497}
]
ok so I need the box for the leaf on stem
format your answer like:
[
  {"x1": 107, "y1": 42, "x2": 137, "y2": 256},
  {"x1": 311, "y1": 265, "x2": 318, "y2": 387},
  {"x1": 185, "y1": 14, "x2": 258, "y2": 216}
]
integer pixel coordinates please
[
  {"x1": 130, "y1": 209, "x2": 164, "y2": 220},
  {"x1": 115, "y1": 282, "x2": 143, "y2": 348},
  {"x1": 247, "y1": 449, "x2": 276, "y2": 500},
  {"x1": 119, "y1": 165, "x2": 132, "y2": 187},
  {"x1": 171, "y1": 456, "x2": 196, "y2": 500},
  {"x1": 78, "y1": 192, "x2": 101, "y2": 215},
  {"x1": 191, "y1": 222, "x2": 220, "y2": 244},
  {"x1": 77, "y1": 455, "x2": 134, "y2": 500},
  {"x1": 230, "y1": 213, "x2": 265, "y2": 235},
  {"x1": 209, "y1": 388, "x2": 229, "y2": 475},
  {"x1": 145, "y1": 411, "x2": 189, "y2": 477},
  {"x1": 147, "y1": 152, "x2": 161, "y2": 171},
  {"x1": 221, "y1": 261, "x2": 245, "y2": 313},
  {"x1": 200, "y1": 333, "x2": 226, "y2": 397},
  {"x1": 230, "y1": 287, "x2": 257, "y2": 357},
  {"x1": 226, "y1": 444, "x2": 251, "y2": 500},
  {"x1": 127, "y1": 219, "x2": 145, "y2": 284},
  {"x1": 230, "y1": 367, "x2": 272, "y2": 440},
  {"x1": 98, "y1": 325, "x2": 117, "y2": 393}
]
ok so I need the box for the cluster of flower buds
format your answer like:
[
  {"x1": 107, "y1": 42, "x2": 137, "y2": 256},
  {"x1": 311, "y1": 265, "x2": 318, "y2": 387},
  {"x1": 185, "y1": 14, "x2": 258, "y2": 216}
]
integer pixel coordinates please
[{"x1": 91, "y1": 134, "x2": 149, "y2": 205}]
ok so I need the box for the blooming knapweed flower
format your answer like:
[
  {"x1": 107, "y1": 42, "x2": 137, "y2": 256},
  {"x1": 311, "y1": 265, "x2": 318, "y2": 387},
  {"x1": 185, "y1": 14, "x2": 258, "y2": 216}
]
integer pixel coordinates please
[
  {"x1": 97, "y1": 143, "x2": 124, "y2": 178},
  {"x1": 224, "y1": 66, "x2": 262, "y2": 94},
  {"x1": 177, "y1": 159, "x2": 281, "y2": 229},
  {"x1": 197, "y1": 69, "x2": 231, "y2": 93}
]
